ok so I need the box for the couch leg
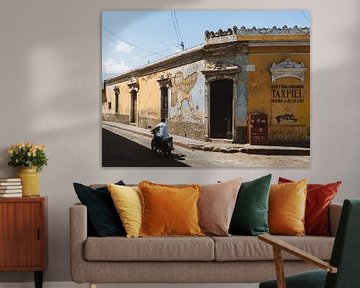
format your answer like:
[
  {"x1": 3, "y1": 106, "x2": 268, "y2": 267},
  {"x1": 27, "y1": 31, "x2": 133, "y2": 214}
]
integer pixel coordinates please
[{"x1": 89, "y1": 283, "x2": 96, "y2": 288}]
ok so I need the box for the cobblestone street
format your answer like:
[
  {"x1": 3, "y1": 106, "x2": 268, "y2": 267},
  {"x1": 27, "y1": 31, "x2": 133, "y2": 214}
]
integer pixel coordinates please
[{"x1": 102, "y1": 125, "x2": 310, "y2": 167}]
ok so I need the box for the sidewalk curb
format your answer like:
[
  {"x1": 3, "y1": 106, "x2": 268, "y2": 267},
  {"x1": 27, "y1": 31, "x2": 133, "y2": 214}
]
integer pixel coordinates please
[
  {"x1": 104, "y1": 122, "x2": 152, "y2": 139},
  {"x1": 241, "y1": 148, "x2": 310, "y2": 156},
  {"x1": 103, "y1": 123, "x2": 194, "y2": 150}
]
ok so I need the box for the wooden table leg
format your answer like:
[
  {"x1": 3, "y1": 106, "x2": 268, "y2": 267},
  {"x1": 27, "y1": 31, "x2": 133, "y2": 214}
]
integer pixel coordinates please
[{"x1": 34, "y1": 271, "x2": 43, "y2": 288}]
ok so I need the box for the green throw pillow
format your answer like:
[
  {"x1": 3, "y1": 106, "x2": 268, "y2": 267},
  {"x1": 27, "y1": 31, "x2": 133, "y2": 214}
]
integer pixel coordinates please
[{"x1": 229, "y1": 174, "x2": 272, "y2": 236}]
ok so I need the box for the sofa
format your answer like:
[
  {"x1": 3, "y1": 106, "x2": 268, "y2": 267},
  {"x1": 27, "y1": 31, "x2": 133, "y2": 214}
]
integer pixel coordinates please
[{"x1": 70, "y1": 201, "x2": 342, "y2": 287}]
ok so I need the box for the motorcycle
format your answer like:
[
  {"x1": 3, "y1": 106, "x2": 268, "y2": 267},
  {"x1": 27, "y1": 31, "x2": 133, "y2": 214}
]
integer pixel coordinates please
[{"x1": 150, "y1": 128, "x2": 174, "y2": 157}]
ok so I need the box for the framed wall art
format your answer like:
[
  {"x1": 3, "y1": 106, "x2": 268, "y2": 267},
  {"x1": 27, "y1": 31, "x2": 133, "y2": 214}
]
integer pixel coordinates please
[{"x1": 101, "y1": 11, "x2": 310, "y2": 167}]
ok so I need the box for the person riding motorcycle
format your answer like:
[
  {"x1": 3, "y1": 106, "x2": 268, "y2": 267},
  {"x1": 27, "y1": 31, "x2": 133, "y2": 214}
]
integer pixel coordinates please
[
  {"x1": 151, "y1": 117, "x2": 169, "y2": 147},
  {"x1": 150, "y1": 118, "x2": 174, "y2": 157}
]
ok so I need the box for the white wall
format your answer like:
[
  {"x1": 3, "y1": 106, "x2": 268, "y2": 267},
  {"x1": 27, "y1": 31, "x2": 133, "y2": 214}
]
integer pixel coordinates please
[{"x1": 0, "y1": 0, "x2": 360, "y2": 283}]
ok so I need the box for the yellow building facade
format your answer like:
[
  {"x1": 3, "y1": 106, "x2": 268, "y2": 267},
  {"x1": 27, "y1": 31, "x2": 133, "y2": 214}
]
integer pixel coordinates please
[{"x1": 103, "y1": 26, "x2": 310, "y2": 146}]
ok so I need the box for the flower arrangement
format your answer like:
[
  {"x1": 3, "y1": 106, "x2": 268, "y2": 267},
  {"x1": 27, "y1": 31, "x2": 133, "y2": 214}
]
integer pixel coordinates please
[{"x1": 8, "y1": 143, "x2": 48, "y2": 172}]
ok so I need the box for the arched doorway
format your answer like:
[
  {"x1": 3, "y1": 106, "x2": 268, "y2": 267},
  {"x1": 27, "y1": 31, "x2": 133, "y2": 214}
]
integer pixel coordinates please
[{"x1": 210, "y1": 79, "x2": 233, "y2": 138}]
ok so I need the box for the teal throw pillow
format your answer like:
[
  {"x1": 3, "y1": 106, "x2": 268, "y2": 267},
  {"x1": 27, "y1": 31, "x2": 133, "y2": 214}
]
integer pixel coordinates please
[{"x1": 229, "y1": 174, "x2": 272, "y2": 236}]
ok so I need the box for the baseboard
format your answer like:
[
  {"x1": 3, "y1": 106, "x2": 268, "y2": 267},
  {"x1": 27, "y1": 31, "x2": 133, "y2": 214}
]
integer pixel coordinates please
[{"x1": 0, "y1": 282, "x2": 259, "y2": 288}]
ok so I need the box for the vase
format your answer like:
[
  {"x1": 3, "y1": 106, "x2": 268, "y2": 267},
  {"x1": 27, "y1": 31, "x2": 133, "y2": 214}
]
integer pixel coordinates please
[{"x1": 16, "y1": 167, "x2": 40, "y2": 197}]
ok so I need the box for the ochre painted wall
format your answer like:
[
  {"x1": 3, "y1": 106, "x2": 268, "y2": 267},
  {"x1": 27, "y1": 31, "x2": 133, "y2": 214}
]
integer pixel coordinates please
[
  {"x1": 138, "y1": 73, "x2": 161, "y2": 121},
  {"x1": 247, "y1": 52, "x2": 310, "y2": 146}
]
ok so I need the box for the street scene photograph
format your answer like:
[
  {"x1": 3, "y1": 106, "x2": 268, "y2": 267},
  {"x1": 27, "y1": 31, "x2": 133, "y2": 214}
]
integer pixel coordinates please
[{"x1": 101, "y1": 11, "x2": 311, "y2": 167}]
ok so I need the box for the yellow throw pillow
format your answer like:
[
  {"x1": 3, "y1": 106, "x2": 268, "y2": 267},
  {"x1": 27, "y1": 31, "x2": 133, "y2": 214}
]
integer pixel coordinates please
[
  {"x1": 107, "y1": 183, "x2": 142, "y2": 238},
  {"x1": 269, "y1": 179, "x2": 307, "y2": 236},
  {"x1": 138, "y1": 181, "x2": 204, "y2": 237}
]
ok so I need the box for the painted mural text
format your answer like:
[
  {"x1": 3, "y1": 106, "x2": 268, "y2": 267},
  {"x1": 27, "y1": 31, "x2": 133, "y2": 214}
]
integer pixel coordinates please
[{"x1": 271, "y1": 84, "x2": 304, "y2": 103}]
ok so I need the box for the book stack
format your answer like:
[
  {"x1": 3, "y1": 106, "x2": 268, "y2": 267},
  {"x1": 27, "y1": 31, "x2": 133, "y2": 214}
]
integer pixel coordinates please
[{"x1": 0, "y1": 178, "x2": 22, "y2": 197}]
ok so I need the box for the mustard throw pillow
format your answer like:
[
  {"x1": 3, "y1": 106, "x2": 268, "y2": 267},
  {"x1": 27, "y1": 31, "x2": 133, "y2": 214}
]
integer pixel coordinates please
[
  {"x1": 138, "y1": 181, "x2": 203, "y2": 237},
  {"x1": 269, "y1": 179, "x2": 307, "y2": 236},
  {"x1": 107, "y1": 183, "x2": 142, "y2": 237}
]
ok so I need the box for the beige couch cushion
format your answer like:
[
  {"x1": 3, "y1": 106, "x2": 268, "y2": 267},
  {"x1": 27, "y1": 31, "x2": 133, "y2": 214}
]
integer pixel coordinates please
[
  {"x1": 212, "y1": 235, "x2": 334, "y2": 261},
  {"x1": 84, "y1": 236, "x2": 214, "y2": 261}
]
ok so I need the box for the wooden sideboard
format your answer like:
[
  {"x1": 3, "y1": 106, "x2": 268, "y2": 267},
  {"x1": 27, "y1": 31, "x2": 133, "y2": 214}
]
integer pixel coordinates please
[{"x1": 0, "y1": 197, "x2": 48, "y2": 288}]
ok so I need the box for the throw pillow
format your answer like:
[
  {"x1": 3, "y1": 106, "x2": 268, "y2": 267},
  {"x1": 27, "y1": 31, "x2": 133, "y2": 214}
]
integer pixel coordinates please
[
  {"x1": 138, "y1": 181, "x2": 203, "y2": 237},
  {"x1": 229, "y1": 174, "x2": 272, "y2": 236},
  {"x1": 73, "y1": 181, "x2": 126, "y2": 237},
  {"x1": 269, "y1": 179, "x2": 307, "y2": 236},
  {"x1": 107, "y1": 183, "x2": 142, "y2": 238},
  {"x1": 279, "y1": 177, "x2": 341, "y2": 236},
  {"x1": 198, "y1": 177, "x2": 242, "y2": 236}
]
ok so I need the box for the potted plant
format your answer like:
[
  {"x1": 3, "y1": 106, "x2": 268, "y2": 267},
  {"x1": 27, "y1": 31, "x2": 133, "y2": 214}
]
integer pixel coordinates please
[{"x1": 8, "y1": 143, "x2": 48, "y2": 197}]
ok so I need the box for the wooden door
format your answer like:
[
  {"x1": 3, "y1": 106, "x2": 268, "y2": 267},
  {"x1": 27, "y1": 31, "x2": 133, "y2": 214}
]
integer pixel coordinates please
[
  {"x1": 0, "y1": 198, "x2": 46, "y2": 270},
  {"x1": 160, "y1": 86, "x2": 169, "y2": 119},
  {"x1": 210, "y1": 79, "x2": 233, "y2": 138},
  {"x1": 131, "y1": 90, "x2": 138, "y2": 123}
]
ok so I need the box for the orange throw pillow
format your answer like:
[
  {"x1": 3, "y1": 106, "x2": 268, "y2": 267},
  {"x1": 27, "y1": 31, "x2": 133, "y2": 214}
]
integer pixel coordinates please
[
  {"x1": 279, "y1": 177, "x2": 341, "y2": 235},
  {"x1": 269, "y1": 179, "x2": 307, "y2": 236},
  {"x1": 138, "y1": 181, "x2": 204, "y2": 237}
]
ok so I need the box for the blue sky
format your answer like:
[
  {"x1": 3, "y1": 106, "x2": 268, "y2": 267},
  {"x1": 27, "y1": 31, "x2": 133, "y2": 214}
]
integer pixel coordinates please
[{"x1": 102, "y1": 10, "x2": 310, "y2": 81}]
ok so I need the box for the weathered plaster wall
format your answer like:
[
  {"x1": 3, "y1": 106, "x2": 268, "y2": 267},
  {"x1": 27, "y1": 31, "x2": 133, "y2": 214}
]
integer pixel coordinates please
[
  {"x1": 102, "y1": 82, "x2": 131, "y2": 122},
  {"x1": 105, "y1": 60, "x2": 207, "y2": 140},
  {"x1": 167, "y1": 61, "x2": 206, "y2": 139},
  {"x1": 235, "y1": 54, "x2": 249, "y2": 142}
]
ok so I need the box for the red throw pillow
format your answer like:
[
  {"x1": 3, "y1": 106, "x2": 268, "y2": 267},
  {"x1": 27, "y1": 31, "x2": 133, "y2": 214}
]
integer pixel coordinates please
[{"x1": 278, "y1": 177, "x2": 341, "y2": 236}]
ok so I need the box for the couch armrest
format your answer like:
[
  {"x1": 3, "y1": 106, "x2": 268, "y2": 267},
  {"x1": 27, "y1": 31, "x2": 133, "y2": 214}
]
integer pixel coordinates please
[
  {"x1": 69, "y1": 203, "x2": 88, "y2": 283},
  {"x1": 329, "y1": 203, "x2": 342, "y2": 237}
]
